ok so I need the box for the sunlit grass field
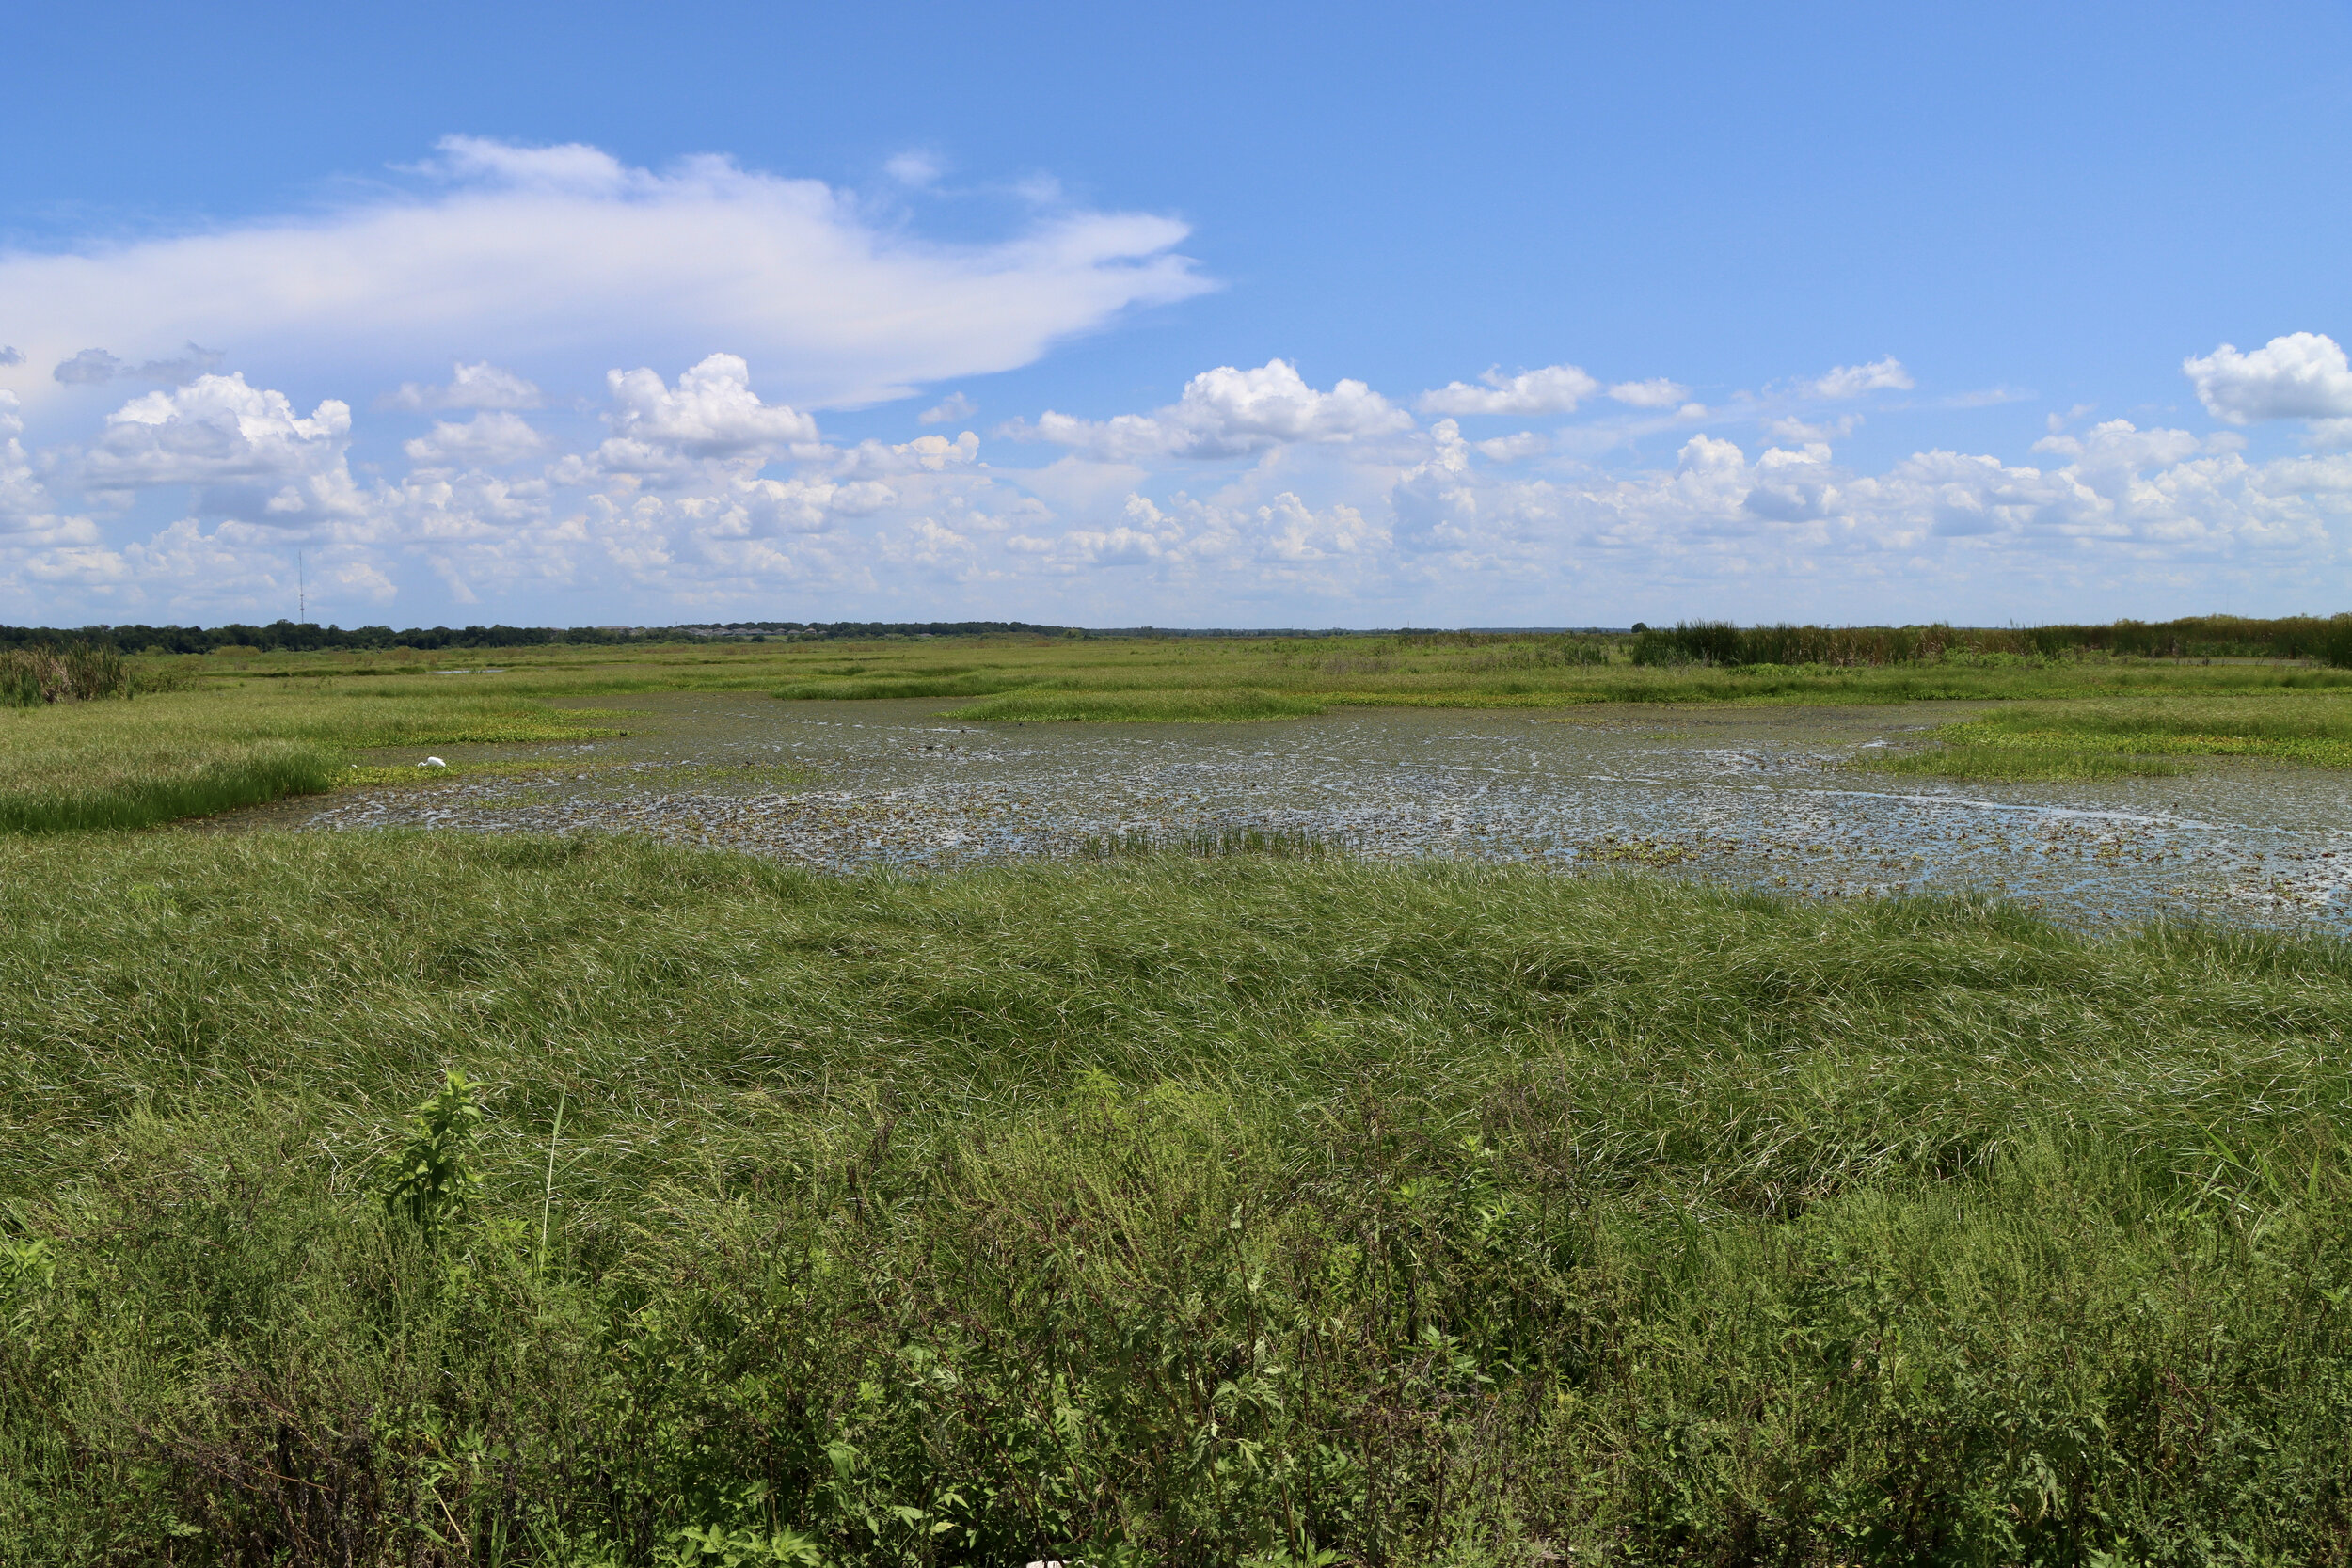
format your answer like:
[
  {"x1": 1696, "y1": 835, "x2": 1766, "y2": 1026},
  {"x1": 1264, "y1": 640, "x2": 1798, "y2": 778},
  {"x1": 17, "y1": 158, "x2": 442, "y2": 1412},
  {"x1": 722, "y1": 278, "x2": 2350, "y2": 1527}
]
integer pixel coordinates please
[{"x1": 4, "y1": 832, "x2": 2350, "y2": 1563}]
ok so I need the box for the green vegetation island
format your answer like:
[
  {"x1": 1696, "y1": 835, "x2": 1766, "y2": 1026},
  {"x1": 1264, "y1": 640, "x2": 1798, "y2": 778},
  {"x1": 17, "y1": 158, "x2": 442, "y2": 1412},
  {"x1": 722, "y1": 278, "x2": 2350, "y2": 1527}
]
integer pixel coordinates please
[{"x1": 6, "y1": 618, "x2": 2352, "y2": 1565}]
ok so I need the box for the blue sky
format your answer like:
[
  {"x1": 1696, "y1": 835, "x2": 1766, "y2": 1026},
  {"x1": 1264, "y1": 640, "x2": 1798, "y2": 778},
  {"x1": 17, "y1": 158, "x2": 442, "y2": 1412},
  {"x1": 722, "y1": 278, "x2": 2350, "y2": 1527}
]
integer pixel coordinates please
[{"x1": 5, "y1": 2, "x2": 2350, "y2": 629}]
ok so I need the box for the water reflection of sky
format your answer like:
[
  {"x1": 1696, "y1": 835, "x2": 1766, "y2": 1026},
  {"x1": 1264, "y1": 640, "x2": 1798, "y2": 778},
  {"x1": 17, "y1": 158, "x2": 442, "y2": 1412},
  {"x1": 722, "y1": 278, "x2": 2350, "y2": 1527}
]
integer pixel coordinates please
[{"x1": 225, "y1": 693, "x2": 2352, "y2": 934}]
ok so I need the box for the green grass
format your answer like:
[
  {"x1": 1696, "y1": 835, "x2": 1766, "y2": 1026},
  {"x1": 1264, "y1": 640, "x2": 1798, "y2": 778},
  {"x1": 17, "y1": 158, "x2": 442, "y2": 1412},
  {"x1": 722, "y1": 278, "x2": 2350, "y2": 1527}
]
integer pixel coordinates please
[
  {"x1": 0, "y1": 685, "x2": 628, "y2": 831},
  {"x1": 1854, "y1": 743, "x2": 2188, "y2": 781},
  {"x1": 4, "y1": 832, "x2": 2350, "y2": 1564},
  {"x1": 121, "y1": 631, "x2": 2352, "y2": 715},
  {"x1": 1858, "y1": 690, "x2": 2352, "y2": 779}
]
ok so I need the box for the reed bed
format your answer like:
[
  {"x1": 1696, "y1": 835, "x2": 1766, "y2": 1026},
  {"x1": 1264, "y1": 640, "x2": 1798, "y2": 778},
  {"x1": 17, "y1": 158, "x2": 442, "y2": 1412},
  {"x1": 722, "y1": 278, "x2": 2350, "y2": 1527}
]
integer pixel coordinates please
[
  {"x1": 0, "y1": 644, "x2": 129, "y2": 707},
  {"x1": 2, "y1": 833, "x2": 2347, "y2": 1564},
  {"x1": 1631, "y1": 613, "x2": 2352, "y2": 666}
]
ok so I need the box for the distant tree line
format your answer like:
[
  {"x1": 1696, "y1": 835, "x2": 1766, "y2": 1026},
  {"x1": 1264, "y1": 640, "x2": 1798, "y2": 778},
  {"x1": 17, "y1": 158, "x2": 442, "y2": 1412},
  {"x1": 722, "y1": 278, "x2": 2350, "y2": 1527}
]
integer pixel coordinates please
[
  {"x1": 0, "y1": 619, "x2": 1080, "y2": 655},
  {"x1": 1629, "y1": 614, "x2": 2352, "y2": 668},
  {"x1": 9, "y1": 613, "x2": 2351, "y2": 665}
]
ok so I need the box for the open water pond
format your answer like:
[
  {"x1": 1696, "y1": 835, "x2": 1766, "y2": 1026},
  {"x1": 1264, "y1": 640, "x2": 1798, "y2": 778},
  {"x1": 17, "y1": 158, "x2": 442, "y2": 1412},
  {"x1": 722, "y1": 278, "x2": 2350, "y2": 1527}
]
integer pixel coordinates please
[{"x1": 215, "y1": 692, "x2": 2352, "y2": 932}]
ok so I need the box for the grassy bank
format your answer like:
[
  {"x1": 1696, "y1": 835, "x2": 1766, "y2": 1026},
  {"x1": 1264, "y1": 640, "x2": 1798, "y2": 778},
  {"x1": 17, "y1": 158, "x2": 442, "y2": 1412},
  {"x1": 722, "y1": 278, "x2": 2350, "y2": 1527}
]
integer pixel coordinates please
[
  {"x1": 0, "y1": 685, "x2": 627, "y2": 831},
  {"x1": 1856, "y1": 690, "x2": 2352, "y2": 780},
  {"x1": 3, "y1": 833, "x2": 2348, "y2": 1564}
]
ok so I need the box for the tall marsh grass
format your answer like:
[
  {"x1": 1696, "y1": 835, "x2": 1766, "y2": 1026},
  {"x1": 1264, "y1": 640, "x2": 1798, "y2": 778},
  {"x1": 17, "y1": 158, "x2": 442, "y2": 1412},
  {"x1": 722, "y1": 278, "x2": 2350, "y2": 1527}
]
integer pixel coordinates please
[
  {"x1": 3, "y1": 834, "x2": 2349, "y2": 1563},
  {"x1": 1634, "y1": 613, "x2": 2352, "y2": 667},
  {"x1": 0, "y1": 643, "x2": 127, "y2": 706}
]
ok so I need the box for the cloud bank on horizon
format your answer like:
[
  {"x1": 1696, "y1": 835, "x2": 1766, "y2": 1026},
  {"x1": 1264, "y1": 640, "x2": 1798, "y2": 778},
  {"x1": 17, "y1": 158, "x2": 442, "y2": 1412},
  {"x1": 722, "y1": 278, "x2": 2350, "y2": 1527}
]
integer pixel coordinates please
[{"x1": 4, "y1": 138, "x2": 2350, "y2": 629}]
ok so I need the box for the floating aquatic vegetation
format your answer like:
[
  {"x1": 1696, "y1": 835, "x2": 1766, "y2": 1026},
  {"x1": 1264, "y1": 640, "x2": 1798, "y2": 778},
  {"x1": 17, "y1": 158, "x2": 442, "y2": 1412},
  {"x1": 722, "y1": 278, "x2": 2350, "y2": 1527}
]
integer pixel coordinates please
[{"x1": 213, "y1": 691, "x2": 2352, "y2": 933}]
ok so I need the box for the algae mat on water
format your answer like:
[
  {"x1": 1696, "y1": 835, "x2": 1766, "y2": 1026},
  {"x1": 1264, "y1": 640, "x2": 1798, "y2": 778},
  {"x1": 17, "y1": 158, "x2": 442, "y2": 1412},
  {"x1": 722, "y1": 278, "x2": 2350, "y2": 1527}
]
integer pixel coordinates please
[
  {"x1": 3, "y1": 830, "x2": 2349, "y2": 1564},
  {"x1": 251, "y1": 692, "x2": 2352, "y2": 932}
]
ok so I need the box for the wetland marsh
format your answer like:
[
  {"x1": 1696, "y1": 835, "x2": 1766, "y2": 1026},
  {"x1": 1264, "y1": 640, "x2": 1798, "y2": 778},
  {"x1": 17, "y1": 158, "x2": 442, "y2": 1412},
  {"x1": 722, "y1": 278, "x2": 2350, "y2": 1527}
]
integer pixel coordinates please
[
  {"x1": 7, "y1": 629, "x2": 2352, "y2": 1565},
  {"x1": 219, "y1": 689, "x2": 2352, "y2": 932}
]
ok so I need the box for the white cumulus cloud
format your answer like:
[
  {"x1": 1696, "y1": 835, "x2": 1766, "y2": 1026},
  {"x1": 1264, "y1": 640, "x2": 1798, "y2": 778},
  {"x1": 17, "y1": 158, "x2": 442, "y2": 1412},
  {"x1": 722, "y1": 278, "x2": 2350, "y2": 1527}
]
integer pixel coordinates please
[
  {"x1": 0, "y1": 135, "x2": 1210, "y2": 414},
  {"x1": 836, "y1": 431, "x2": 980, "y2": 479},
  {"x1": 2183, "y1": 333, "x2": 2352, "y2": 423},
  {"x1": 1418, "y1": 364, "x2": 1599, "y2": 417},
  {"x1": 1804, "y1": 357, "x2": 1914, "y2": 399},
  {"x1": 388, "y1": 361, "x2": 544, "y2": 411},
  {"x1": 13, "y1": 337, "x2": 2352, "y2": 625},
  {"x1": 1474, "y1": 432, "x2": 1550, "y2": 462},
  {"x1": 78, "y1": 373, "x2": 360, "y2": 523},
  {"x1": 1607, "y1": 378, "x2": 1690, "y2": 409},
  {"x1": 0, "y1": 393, "x2": 91, "y2": 542},
  {"x1": 917, "y1": 391, "x2": 977, "y2": 425},
  {"x1": 403, "y1": 411, "x2": 552, "y2": 467},
  {"x1": 582, "y1": 354, "x2": 822, "y2": 479},
  {"x1": 1015, "y1": 359, "x2": 1413, "y2": 460}
]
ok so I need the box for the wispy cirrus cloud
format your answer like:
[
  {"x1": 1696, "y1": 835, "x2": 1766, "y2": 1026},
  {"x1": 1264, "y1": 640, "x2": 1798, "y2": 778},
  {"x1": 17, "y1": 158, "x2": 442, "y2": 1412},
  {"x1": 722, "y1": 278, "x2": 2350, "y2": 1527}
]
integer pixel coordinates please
[{"x1": 0, "y1": 136, "x2": 1211, "y2": 416}]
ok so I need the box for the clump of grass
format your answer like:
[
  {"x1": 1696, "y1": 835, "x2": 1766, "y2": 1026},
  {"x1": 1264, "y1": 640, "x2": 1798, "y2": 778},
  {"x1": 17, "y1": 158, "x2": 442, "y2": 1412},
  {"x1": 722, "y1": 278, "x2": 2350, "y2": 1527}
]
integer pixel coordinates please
[
  {"x1": 0, "y1": 644, "x2": 128, "y2": 706},
  {"x1": 952, "y1": 687, "x2": 1326, "y2": 722},
  {"x1": 5, "y1": 833, "x2": 2352, "y2": 1562},
  {"x1": 0, "y1": 737, "x2": 343, "y2": 831},
  {"x1": 1854, "y1": 742, "x2": 2187, "y2": 781}
]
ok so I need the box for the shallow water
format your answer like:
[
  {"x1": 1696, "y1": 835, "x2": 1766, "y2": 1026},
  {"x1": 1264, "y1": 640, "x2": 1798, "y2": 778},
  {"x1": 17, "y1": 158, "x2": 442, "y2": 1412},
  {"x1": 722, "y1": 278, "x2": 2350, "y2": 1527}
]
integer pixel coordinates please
[{"x1": 209, "y1": 693, "x2": 2352, "y2": 932}]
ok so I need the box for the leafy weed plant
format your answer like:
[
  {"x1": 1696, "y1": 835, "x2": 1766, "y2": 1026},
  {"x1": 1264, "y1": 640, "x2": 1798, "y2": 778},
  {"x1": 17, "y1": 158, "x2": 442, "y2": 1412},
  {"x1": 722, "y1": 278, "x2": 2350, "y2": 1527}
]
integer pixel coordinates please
[{"x1": 374, "y1": 1071, "x2": 485, "y2": 1243}]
